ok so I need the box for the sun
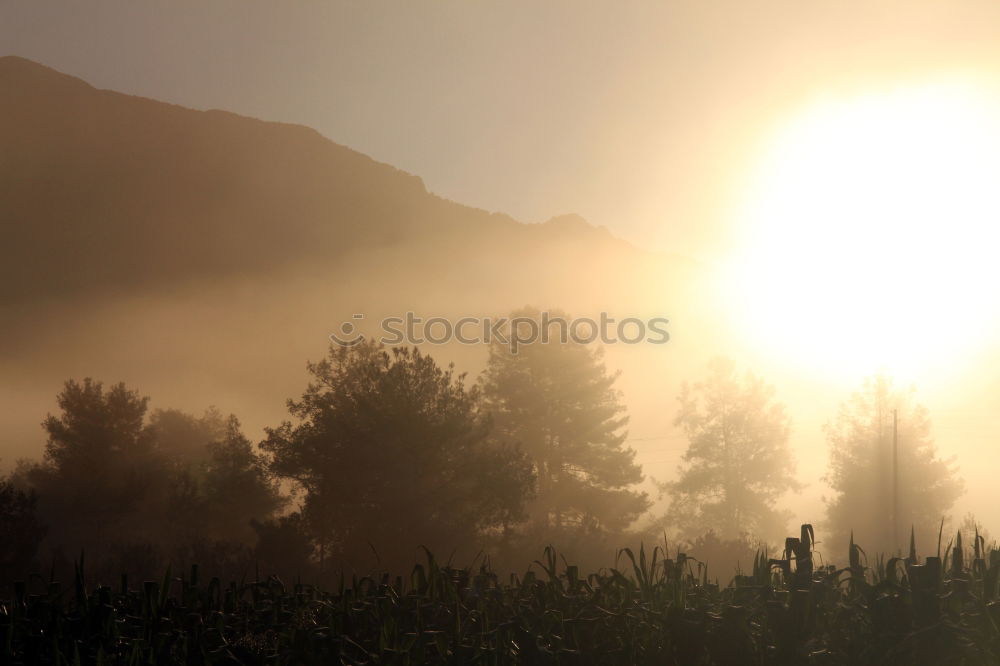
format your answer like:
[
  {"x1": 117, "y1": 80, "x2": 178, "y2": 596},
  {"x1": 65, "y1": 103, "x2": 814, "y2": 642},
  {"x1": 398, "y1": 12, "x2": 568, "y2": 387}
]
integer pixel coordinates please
[{"x1": 724, "y1": 78, "x2": 1000, "y2": 384}]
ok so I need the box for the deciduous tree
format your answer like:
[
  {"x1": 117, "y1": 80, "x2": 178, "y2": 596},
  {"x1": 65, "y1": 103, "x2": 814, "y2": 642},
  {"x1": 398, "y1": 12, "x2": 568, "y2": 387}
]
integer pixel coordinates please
[
  {"x1": 824, "y1": 374, "x2": 963, "y2": 554},
  {"x1": 263, "y1": 341, "x2": 534, "y2": 570}
]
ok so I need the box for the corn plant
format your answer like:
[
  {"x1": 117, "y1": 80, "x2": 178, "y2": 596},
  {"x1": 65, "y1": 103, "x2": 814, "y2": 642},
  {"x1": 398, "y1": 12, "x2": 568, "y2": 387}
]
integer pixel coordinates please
[{"x1": 2, "y1": 525, "x2": 999, "y2": 664}]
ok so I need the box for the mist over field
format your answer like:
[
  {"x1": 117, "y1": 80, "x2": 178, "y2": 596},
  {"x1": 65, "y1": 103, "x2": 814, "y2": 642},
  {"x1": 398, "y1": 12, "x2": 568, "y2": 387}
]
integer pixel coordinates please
[{"x1": 3, "y1": 2, "x2": 1000, "y2": 663}]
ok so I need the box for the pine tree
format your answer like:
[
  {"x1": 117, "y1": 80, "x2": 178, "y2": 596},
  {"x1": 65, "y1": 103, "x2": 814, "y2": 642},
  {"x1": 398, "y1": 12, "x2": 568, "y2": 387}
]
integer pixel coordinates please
[{"x1": 479, "y1": 308, "x2": 649, "y2": 538}]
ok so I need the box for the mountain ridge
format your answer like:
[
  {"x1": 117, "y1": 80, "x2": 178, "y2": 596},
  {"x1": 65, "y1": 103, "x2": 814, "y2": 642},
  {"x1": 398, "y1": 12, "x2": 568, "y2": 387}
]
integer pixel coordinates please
[{"x1": 1, "y1": 55, "x2": 637, "y2": 309}]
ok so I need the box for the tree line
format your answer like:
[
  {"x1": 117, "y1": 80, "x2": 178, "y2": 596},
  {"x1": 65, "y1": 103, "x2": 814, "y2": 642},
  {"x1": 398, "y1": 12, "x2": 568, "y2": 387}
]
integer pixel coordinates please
[{"x1": 0, "y1": 309, "x2": 967, "y2": 583}]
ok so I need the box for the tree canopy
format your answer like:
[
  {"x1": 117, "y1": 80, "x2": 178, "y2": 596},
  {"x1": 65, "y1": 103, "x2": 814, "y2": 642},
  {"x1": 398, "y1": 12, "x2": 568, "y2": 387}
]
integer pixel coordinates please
[
  {"x1": 262, "y1": 341, "x2": 535, "y2": 571},
  {"x1": 18, "y1": 378, "x2": 281, "y2": 575},
  {"x1": 31, "y1": 379, "x2": 165, "y2": 548},
  {"x1": 664, "y1": 358, "x2": 799, "y2": 543},
  {"x1": 824, "y1": 374, "x2": 963, "y2": 554}
]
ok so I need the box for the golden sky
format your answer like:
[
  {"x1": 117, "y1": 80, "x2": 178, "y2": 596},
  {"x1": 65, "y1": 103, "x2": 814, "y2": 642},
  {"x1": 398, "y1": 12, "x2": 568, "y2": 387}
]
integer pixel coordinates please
[{"x1": 5, "y1": 0, "x2": 1000, "y2": 259}]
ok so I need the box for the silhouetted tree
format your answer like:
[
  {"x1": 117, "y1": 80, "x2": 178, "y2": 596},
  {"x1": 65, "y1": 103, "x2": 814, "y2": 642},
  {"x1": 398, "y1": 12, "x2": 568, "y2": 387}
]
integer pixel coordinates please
[
  {"x1": 165, "y1": 414, "x2": 285, "y2": 546},
  {"x1": 480, "y1": 308, "x2": 649, "y2": 540},
  {"x1": 824, "y1": 374, "x2": 963, "y2": 554},
  {"x1": 42, "y1": 378, "x2": 155, "y2": 474},
  {"x1": 196, "y1": 416, "x2": 285, "y2": 543},
  {"x1": 262, "y1": 341, "x2": 534, "y2": 571},
  {"x1": 25, "y1": 379, "x2": 169, "y2": 549},
  {"x1": 22, "y1": 380, "x2": 282, "y2": 571},
  {"x1": 664, "y1": 358, "x2": 799, "y2": 543},
  {"x1": 0, "y1": 480, "x2": 46, "y2": 581}
]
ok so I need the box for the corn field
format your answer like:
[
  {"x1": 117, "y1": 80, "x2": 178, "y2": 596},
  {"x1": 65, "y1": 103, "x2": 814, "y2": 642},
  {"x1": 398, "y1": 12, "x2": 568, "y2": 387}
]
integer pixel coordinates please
[{"x1": 2, "y1": 526, "x2": 999, "y2": 665}]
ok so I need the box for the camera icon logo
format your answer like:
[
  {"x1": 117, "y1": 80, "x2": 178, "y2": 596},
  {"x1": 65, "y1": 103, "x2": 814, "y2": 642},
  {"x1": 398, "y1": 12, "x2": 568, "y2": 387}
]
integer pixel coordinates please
[{"x1": 329, "y1": 314, "x2": 365, "y2": 347}]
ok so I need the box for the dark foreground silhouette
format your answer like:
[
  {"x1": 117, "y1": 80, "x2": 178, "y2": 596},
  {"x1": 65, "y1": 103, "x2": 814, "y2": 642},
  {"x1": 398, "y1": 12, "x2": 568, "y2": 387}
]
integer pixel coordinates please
[{"x1": 2, "y1": 526, "x2": 997, "y2": 665}]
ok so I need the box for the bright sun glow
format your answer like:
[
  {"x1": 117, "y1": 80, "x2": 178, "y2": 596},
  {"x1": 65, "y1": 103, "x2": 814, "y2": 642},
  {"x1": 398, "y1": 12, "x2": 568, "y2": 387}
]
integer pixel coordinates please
[{"x1": 726, "y1": 78, "x2": 1000, "y2": 383}]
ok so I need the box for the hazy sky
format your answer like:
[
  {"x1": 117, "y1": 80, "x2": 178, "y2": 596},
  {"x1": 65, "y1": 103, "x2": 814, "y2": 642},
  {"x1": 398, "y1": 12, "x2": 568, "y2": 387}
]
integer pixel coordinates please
[
  {"x1": 6, "y1": 0, "x2": 1000, "y2": 543},
  {"x1": 5, "y1": 0, "x2": 1000, "y2": 257}
]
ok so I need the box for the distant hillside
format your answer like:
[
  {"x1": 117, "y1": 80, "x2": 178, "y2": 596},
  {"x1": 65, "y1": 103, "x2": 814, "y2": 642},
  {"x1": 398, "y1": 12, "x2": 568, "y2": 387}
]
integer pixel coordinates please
[{"x1": 0, "y1": 56, "x2": 641, "y2": 308}]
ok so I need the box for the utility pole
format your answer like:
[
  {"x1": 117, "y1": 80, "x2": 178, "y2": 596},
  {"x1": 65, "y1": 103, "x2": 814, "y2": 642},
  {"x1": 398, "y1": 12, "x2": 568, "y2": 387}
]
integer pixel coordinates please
[{"x1": 892, "y1": 408, "x2": 899, "y2": 555}]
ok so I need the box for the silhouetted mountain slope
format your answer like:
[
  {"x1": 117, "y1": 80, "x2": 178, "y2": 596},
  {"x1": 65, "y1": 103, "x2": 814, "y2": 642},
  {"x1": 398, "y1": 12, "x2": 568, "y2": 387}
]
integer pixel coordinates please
[{"x1": 1, "y1": 56, "x2": 641, "y2": 308}]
